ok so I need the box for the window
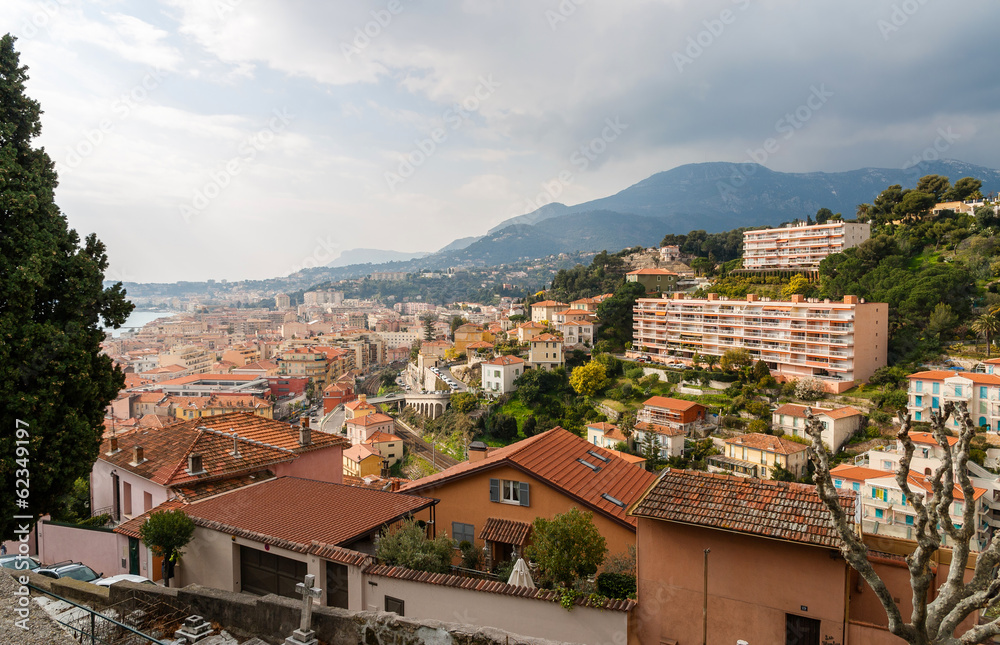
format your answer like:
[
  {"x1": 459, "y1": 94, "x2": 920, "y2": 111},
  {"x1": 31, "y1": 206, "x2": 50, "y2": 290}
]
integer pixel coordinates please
[
  {"x1": 882, "y1": 460, "x2": 893, "y2": 470},
  {"x1": 143, "y1": 492, "x2": 153, "y2": 513},
  {"x1": 122, "y1": 482, "x2": 132, "y2": 516},
  {"x1": 955, "y1": 502, "x2": 964, "y2": 515},
  {"x1": 905, "y1": 515, "x2": 914, "y2": 526},
  {"x1": 385, "y1": 596, "x2": 405, "y2": 616},
  {"x1": 834, "y1": 479, "x2": 843, "y2": 488},
  {"x1": 981, "y1": 386, "x2": 988, "y2": 399},
  {"x1": 932, "y1": 383, "x2": 940, "y2": 394},
  {"x1": 452, "y1": 522, "x2": 475, "y2": 545},
  {"x1": 490, "y1": 478, "x2": 530, "y2": 507},
  {"x1": 875, "y1": 508, "x2": 884, "y2": 519},
  {"x1": 852, "y1": 482, "x2": 860, "y2": 492},
  {"x1": 955, "y1": 386, "x2": 963, "y2": 396},
  {"x1": 932, "y1": 397, "x2": 939, "y2": 409},
  {"x1": 915, "y1": 381, "x2": 923, "y2": 393},
  {"x1": 915, "y1": 395, "x2": 922, "y2": 406},
  {"x1": 915, "y1": 411, "x2": 921, "y2": 421}
]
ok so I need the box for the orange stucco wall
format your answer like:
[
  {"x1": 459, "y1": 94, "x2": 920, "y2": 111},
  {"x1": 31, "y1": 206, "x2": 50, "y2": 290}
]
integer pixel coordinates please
[
  {"x1": 853, "y1": 302, "x2": 888, "y2": 383},
  {"x1": 408, "y1": 464, "x2": 637, "y2": 562},
  {"x1": 634, "y1": 517, "x2": 850, "y2": 645}
]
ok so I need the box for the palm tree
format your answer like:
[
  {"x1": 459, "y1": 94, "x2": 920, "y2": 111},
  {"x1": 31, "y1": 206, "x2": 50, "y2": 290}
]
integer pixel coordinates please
[{"x1": 971, "y1": 313, "x2": 1000, "y2": 357}]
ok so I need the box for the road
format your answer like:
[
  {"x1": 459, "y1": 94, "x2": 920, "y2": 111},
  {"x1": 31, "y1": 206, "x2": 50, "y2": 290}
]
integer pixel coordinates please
[
  {"x1": 393, "y1": 417, "x2": 460, "y2": 471},
  {"x1": 437, "y1": 364, "x2": 468, "y2": 393}
]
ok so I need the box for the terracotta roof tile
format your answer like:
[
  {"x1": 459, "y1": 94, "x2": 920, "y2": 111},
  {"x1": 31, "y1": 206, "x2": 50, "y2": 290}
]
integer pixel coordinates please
[
  {"x1": 773, "y1": 403, "x2": 861, "y2": 420},
  {"x1": 485, "y1": 355, "x2": 525, "y2": 366},
  {"x1": 630, "y1": 469, "x2": 854, "y2": 548},
  {"x1": 908, "y1": 371, "x2": 1000, "y2": 385},
  {"x1": 478, "y1": 518, "x2": 532, "y2": 546},
  {"x1": 725, "y1": 432, "x2": 809, "y2": 455},
  {"x1": 401, "y1": 427, "x2": 656, "y2": 529},
  {"x1": 635, "y1": 421, "x2": 685, "y2": 438},
  {"x1": 346, "y1": 412, "x2": 394, "y2": 427},
  {"x1": 365, "y1": 564, "x2": 634, "y2": 611},
  {"x1": 643, "y1": 396, "x2": 704, "y2": 411},
  {"x1": 183, "y1": 476, "x2": 435, "y2": 547}
]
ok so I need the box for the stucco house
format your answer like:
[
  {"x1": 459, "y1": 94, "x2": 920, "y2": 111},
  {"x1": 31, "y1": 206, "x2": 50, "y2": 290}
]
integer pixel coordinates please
[
  {"x1": 481, "y1": 355, "x2": 526, "y2": 395},
  {"x1": 773, "y1": 403, "x2": 864, "y2": 452}
]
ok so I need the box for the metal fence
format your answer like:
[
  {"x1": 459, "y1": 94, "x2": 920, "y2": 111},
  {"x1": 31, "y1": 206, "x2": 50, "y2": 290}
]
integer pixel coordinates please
[{"x1": 27, "y1": 583, "x2": 172, "y2": 645}]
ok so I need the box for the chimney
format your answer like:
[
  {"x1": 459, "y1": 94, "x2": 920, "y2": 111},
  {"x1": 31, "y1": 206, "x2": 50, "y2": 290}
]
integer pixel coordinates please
[
  {"x1": 188, "y1": 453, "x2": 204, "y2": 474},
  {"x1": 791, "y1": 294, "x2": 804, "y2": 303},
  {"x1": 302, "y1": 417, "x2": 310, "y2": 429},
  {"x1": 231, "y1": 431, "x2": 241, "y2": 459},
  {"x1": 468, "y1": 441, "x2": 488, "y2": 463},
  {"x1": 299, "y1": 425, "x2": 312, "y2": 446},
  {"x1": 107, "y1": 437, "x2": 120, "y2": 455},
  {"x1": 707, "y1": 293, "x2": 718, "y2": 301},
  {"x1": 359, "y1": 394, "x2": 367, "y2": 404},
  {"x1": 746, "y1": 294, "x2": 758, "y2": 302},
  {"x1": 672, "y1": 292, "x2": 683, "y2": 300},
  {"x1": 843, "y1": 295, "x2": 858, "y2": 305},
  {"x1": 131, "y1": 446, "x2": 144, "y2": 465}
]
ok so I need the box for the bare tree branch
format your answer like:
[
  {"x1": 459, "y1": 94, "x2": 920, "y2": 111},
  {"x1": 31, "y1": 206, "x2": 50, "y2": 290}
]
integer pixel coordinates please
[{"x1": 807, "y1": 401, "x2": 1000, "y2": 644}]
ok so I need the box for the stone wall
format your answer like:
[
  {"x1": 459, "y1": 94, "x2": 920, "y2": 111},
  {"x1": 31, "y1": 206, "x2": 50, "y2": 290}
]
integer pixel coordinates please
[{"x1": 107, "y1": 582, "x2": 569, "y2": 645}]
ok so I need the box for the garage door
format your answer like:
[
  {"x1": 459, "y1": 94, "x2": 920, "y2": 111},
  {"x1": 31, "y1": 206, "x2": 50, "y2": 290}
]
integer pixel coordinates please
[{"x1": 240, "y1": 546, "x2": 307, "y2": 598}]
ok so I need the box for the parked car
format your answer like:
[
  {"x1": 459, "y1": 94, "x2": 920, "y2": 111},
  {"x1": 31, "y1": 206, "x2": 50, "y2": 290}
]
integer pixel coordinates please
[
  {"x1": 93, "y1": 574, "x2": 155, "y2": 587},
  {"x1": 0, "y1": 555, "x2": 40, "y2": 571},
  {"x1": 36, "y1": 562, "x2": 102, "y2": 582}
]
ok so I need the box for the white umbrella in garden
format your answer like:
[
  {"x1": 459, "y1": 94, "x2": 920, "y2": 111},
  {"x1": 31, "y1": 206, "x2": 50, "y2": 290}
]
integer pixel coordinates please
[{"x1": 507, "y1": 558, "x2": 535, "y2": 588}]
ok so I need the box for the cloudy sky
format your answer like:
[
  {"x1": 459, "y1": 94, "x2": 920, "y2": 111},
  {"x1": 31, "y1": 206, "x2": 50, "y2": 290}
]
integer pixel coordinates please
[{"x1": 5, "y1": 0, "x2": 1000, "y2": 283}]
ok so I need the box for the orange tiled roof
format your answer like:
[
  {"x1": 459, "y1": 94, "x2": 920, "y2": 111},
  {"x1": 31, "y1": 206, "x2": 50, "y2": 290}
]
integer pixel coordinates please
[
  {"x1": 99, "y1": 413, "x2": 347, "y2": 487},
  {"x1": 365, "y1": 564, "x2": 634, "y2": 611},
  {"x1": 183, "y1": 476, "x2": 435, "y2": 547},
  {"x1": 401, "y1": 427, "x2": 655, "y2": 529},
  {"x1": 630, "y1": 469, "x2": 854, "y2": 548},
  {"x1": 344, "y1": 444, "x2": 381, "y2": 464},
  {"x1": 635, "y1": 421, "x2": 685, "y2": 438},
  {"x1": 466, "y1": 341, "x2": 495, "y2": 349},
  {"x1": 364, "y1": 431, "x2": 403, "y2": 444},
  {"x1": 530, "y1": 300, "x2": 567, "y2": 308},
  {"x1": 725, "y1": 432, "x2": 809, "y2": 455},
  {"x1": 174, "y1": 471, "x2": 277, "y2": 503},
  {"x1": 908, "y1": 370, "x2": 1000, "y2": 385},
  {"x1": 345, "y1": 399, "x2": 376, "y2": 411},
  {"x1": 531, "y1": 333, "x2": 562, "y2": 342},
  {"x1": 346, "y1": 412, "x2": 394, "y2": 427},
  {"x1": 485, "y1": 355, "x2": 525, "y2": 366},
  {"x1": 478, "y1": 517, "x2": 532, "y2": 546},
  {"x1": 829, "y1": 464, "x2": 889, "y2": 482},
  {"x1": 773, "y1": 403, "x2": 862, "y2": 420},
  {"x1": 643, "y1": 396, "x2": 704, "y2": 411},
  {"x1": 907, "y1": 431, "x2": 959, "y2": 447},
  {"x1": 627, "y1": 268, "x2": 677, "y2": 275}
]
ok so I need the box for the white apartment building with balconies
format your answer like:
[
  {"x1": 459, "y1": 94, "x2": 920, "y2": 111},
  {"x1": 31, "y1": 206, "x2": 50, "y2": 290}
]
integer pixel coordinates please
[
  {"x1": 631, "y1": 293, "x2": 887, "y2": 393},
  {"x1": 907, "y1": 370, "x2": 1000, "y2": 431},
  {"x1": 742, "y1": 221, "x2": 870, "y2": 271}
]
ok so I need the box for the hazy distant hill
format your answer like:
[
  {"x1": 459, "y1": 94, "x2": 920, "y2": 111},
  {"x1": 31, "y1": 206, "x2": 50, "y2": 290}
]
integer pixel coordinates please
[
  {"x1": 327, "y1": 248, "x2": 429, "y2": 267},
  {"x1": 488, "y1": 159, "x2": 1000, "y2": 235}
]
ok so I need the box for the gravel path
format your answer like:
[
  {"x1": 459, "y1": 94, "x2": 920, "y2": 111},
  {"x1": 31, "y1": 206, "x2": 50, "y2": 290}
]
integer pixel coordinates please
[{"x1": 0, "y1": 570, "x2": 76, "y2": 645}]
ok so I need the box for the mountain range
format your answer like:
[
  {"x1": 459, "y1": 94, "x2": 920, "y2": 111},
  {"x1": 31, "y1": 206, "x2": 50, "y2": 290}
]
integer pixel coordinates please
[{"x1": 330, "y1": 159, "x2": 1000, "y2": 272}]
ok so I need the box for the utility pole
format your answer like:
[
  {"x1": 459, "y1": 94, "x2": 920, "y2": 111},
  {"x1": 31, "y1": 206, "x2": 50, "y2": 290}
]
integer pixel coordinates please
[{"x1": 703, "y1": 548, "x2": 710, "y2": 645}]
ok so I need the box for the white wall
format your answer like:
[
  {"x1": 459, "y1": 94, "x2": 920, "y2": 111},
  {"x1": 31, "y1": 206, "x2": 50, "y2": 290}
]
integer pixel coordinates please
[{"x1": 362, "y1": 572, "x2": 628, "y2": 645}]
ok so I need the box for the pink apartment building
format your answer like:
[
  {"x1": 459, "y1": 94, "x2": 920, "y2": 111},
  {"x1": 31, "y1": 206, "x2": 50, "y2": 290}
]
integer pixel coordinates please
[{"x1": 632, "y1": 293, "x2": 887, "y2": 393}]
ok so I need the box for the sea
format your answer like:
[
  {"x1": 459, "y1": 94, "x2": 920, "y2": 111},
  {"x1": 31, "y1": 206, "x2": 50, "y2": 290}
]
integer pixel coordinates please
[{"x1": 104, "y1": 310, "x2": 179, "y2": 338}]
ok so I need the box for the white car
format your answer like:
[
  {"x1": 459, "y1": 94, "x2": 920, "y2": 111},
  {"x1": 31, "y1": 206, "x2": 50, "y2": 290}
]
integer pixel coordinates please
[{"x1": 93, "y1": 574, "x2": 155, "y2": 587}]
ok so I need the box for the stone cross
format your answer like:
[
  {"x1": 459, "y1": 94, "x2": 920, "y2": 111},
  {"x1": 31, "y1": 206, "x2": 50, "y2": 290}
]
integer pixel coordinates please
[{"x1": 295, "y1": 574, "x2": 322, "y2": 633}]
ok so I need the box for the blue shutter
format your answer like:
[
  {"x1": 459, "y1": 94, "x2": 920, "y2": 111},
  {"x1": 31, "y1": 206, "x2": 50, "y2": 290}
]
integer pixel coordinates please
[
  {"x1": 519, "y1": 482, "x2": 530, "y2": 507},
  {"x1": 489, "y1": 478, "x2": 500, "y2": 503}
]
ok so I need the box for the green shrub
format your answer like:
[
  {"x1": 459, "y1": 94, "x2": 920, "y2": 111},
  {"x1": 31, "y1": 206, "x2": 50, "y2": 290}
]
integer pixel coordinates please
[
  {"x1": 625, "y1": 367, "x2": 645, "y2": 381},
  {"x1": 596, "y1": 572, "x2": 637, "y2": 599}
]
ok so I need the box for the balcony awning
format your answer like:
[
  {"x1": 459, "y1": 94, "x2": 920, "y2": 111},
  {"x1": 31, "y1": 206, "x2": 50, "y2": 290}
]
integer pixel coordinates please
[{"x1": 479, "y1": 517, "x2": 532, "y2": 546}]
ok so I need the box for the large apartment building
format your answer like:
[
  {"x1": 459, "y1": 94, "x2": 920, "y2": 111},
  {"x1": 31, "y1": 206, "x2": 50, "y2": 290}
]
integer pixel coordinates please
[
  {"x1": 742, "y1": 221, "x2": 870, "y2": 271},
  {"x1": 632, "y1": 293, "x2": 888, "y2": 393}
]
